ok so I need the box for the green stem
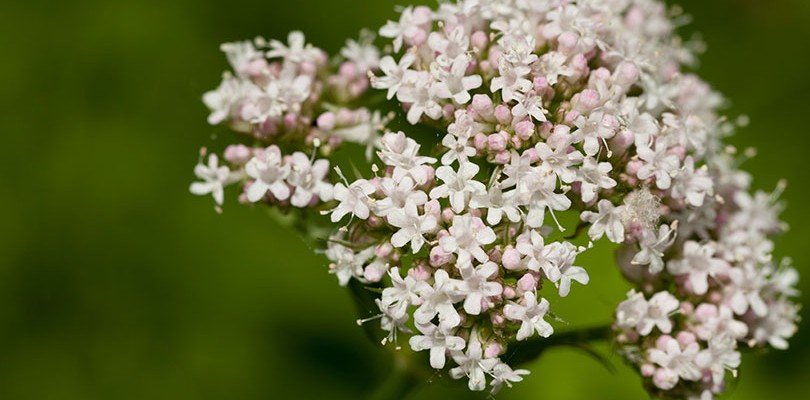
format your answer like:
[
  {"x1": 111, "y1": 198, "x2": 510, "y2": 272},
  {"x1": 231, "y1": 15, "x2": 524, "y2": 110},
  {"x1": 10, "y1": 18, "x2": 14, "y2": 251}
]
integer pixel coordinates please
[{"x1": 504, "y1": 325, "x2": 613, "y2": 367}]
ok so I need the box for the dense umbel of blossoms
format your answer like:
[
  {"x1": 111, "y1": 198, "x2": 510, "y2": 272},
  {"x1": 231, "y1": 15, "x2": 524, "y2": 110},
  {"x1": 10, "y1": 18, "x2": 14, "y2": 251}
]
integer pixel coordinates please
[{"x1": 190, "y1": 0, "x2": 799, "y2": 397}]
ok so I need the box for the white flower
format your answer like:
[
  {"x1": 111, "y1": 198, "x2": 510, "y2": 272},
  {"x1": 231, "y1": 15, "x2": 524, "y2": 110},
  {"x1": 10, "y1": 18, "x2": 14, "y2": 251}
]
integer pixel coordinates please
[
  {"x1": 245, "y1": 146, "x2": 290, "y2": 202},
  {"x1": 469, "y1": 184, "x2": 522, "y2": 226},
  {"x1": 220, "y1": 40, "x2": 264, "y2": 77},
  {"x1": 430, "y1": 163, "x2": 487, "y2": 213},
  {"x1": 534, "y1": 141, "x2": 583, "y2": 184},
  {"x1": 691, "y1": 304, "x2": 748, "y2": 341},
  {"x1": 331, "y1": 178, "x2": 375, "y2": 222},
  {"x1": 575, "y1": 157, "x2": 617, "y2": 203},
  {"x1": 409, "y1": 325, "x2": 466, "y2": 369},
  {"x1": 537, "y1": 51, "x2": 574, "y2": 86},
  {"x1": 372, "y1": 53, "x2": 416, "y2": 100},
  {"x1": 695, "y1": 335, "x2": 740, "y2": 384},
  {"x1": 388, "y1": 199, "x2": 438, "y2": 253},
  {"x1": 341, "y1": 34, "x2": 380, "y2": 73},
  {"x1": 439, "y1": 214, "x2": 497, "y2": 266},
  {"x1": 266, "y1": 31, "x2": 320, "y2": 64},
  {"x1": 670, "y1": 156, "x2": 713, "y2": 207},
  {"x1": 617, "y1": 290, "x2": 678, "y2": 336},
  {"x1": 449, "y1": 333, "x2": 498, "y2": 391},
  {"x1": 428, "y1": 26, "x2": 470, "y2": 59},
  {"x1": 542, "y1": 241, "x2": 588, "y2": 297},
  {"x1": 379, "y1": 6, "x2": 431, "y2": 52},
  {"x1": 725, "y1": 263, "x2": 768, "y2": 317},
  {"x1": 571, "y1": 110, "x2": 619, "y2": 156},
  {"x1": 519, "y1": 168, "x2": 571, "y2": 229},
  {"x1": 515, "y1": 230, "x2": 546, "y2": 273},
  {"x1": 190, "y1": 154, "x2": 241, "y2": 205},
  {"x1": 381, "y1": 267, "x2": 428, "y2": 319},
  {"x1": 648, "y1": 337, "x2": 702, "y2": 390},
  {"x1": 432, "y1": 54, "x2": 482, "y2": 104},
  {"x1": 373, "y1": 176, "x2": 427, "y2": 217},
  {"x1": 503, "y1": 292, "x2": 554, "y2": 341},
  {"x1": 457, "y1": 262, "x2": 503, "y2": 315},
  {"x1": 202, "y1": 73, "x2": 247, "y2": 125},
  {"x1": 326, "y1": 240, "x2": 373, "y2": 286},
  {"x1": 377, "y1": 131, "x2": 437, "y2": 185},
  {"x1": 287, "y1": 152, "x2": 333, "y2": 207},
  {"x1": 489, "y1": 362, "x2": 530, "y2": 394},
  {"x1": 491, "y1": 59, "x2": 533, "y2": 103},
  {"x1": 397, "y1": 71, "x2": 443, "y2": 124},
  {"x1": 581, "y1": 199, "x2": 626, "y2": 243},
  {"x1": 752, "y1": 298, "x2": 798, "y2": 349},
  {"x1": 511, "y1": 91, "x2": 547, "y2": 122},
  {"x1": 415, "y1": 269, "x2": 464, "y2": 332},
  {"x1": 667, "y1": 241, "x2": 729, "y2": 295},
  {"x1": 636, "y1": 140, "x2": 680, "y2": 190},
  {"x1": 631, "y1": 223, "x2": 677, "y2": 274}
]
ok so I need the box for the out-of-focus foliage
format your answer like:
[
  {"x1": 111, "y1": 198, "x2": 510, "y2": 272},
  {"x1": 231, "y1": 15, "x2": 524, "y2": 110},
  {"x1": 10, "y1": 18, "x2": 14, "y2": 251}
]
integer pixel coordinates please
[{"x1": 0, "y1": 0, "x2": 807, "y2": 398}]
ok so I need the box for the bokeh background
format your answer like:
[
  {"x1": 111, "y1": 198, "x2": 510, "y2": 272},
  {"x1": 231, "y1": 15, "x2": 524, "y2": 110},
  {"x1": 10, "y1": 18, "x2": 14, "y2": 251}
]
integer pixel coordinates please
[{"x1": 1, "y1": 0, "x2": 808, "y2": 398}]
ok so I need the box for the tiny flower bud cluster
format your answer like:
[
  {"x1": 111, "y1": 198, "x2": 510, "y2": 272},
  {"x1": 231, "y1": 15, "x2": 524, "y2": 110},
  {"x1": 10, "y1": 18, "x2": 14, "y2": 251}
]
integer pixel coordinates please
[{"x1": 190, "y1": 0, "x2": 799, "y2": 396}]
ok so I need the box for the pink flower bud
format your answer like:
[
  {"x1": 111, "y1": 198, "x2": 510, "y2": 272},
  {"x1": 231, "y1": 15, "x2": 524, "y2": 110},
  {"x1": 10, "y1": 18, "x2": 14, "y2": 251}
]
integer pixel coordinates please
[
  {"x1": 493, "y1": 151, "x2": 511, "y2": 164},
  {"x1": 614, "y1": 62, "x2": 639, "y2": 88},
  {"x1": 523, "y1": 147, "x2": 539, "y2": 163},
  {"x1": 557, "y1": 31, "x2": 579, "y2": 54},
  {"x1": 484, "y1": 342, "x2": 503, "y2": 358},
  {"x1": 626, "y1": 159, "x2": 643, "y2": 176},
  {"x1": 502, "y1": 286, "x2": 516, "y2": 299},
  {"x1": 317, "y1": 112, "x2": 336, "y2": 130},
  {"x1": 573, "y1": 89, "x2": 601, "y2": 113},
  {"x1": 224, "y1": 144, "x2": 252, "y2": 165},
  {"x1": 641, "y1": 364, "x2": 656, "y2": 377},
  {"x1": 409, "y1": 264, "x2": 432, "y2": 281},
  {"x1": 299, "y1": 61, "x2": 317, "y2": 75},
  {"x1": 517, "y1": 273, "x2": 537, "y2": 292},
  {"x1": 502, "y1": 247, "x2": 522, "y2": 270},
  {"x1": 488, "y1": 132, "x2": 507, "y2": 152},
  {"x1": 363, "y1": 264, "x2": 386, "y2": 282},
  {"x1": 441, "y1": 208, "x2": 456, "y2": 223},
  {"x1": 495, "y1": 104, "x2": 512, "y2": 125},
  {"x1": 491, "y1": 313, "x2": 506, "y2": 326},
  {"x1": 473, "y1": 133, "x2": 488, "y2": 151},
  {"x1": 339, "y1": 62, "x2": 358, "y2": 78},
  {"x1": 515, "y1": 120, "x2": 535, "y2": 140},
  {"x1": 677, "y1": 331, "x2": 697, "y2": 346},
  {"x1": 430, "y1": 246, "x2": 453, "y2": 267},
  {"x1": 471, "y1": 30, "x2": 488, "y2": 50},
  {"x1": 656, "y1": 335, "x2": 673, "y2": 350}
]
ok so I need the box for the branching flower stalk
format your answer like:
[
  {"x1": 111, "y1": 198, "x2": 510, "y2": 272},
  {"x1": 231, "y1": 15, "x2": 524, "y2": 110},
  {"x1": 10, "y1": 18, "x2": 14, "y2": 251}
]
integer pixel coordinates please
[{"x1": 190, "y1": 0, "x2": 799, "y2": 398}]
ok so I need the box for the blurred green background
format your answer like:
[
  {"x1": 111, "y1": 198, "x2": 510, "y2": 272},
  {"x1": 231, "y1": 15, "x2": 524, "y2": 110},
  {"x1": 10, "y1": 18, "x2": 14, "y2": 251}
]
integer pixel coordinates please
[{"x1": 1, "y1": 0, "x2": 808, "y2": 398}]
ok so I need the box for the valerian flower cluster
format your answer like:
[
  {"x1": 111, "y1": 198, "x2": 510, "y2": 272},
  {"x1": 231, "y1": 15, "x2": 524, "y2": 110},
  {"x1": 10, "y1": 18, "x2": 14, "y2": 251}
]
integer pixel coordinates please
[{"x1": 190, "y1": 0, "x2": 799, "y2": 397}]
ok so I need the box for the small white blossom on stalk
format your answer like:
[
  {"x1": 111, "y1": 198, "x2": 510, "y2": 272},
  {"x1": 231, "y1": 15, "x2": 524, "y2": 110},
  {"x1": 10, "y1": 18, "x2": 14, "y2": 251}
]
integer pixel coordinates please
[
  {"x1": 752, "y1": 298, "x2": 799, "y2": 349},
  {"x1": 326, "y1": 240, "x2": 373, "y2": 286},
  {"x1": 636, "y1": 141, "x2": 681, "y2": 190},
  {"x1": 504, "y1": 292, "x2": 554, "y2": 341},
  {"x1": 372, "y1": 53, "x2": 416, "y2": 100},
  {"x1": 519, "y1": 169, "x2": 571, "y2": 229},
  {"x1": 409, "y1": 324, "x2": 466, "y2": 369},
  {"x1": 543, "y1": 241, "x2": 589, "y2": 297},
  {"x1": 341, "y1": 33, "x2": 380, "y2": 73},
  {"x1": 725, "y1": 263, "x2": 768, "y2": 317},
  {"x1": 266, "y1": 31, "x2": 320, "y2": 64},
  {"x1": 457, "y1": 262, "x2": 503, "y2": 315},
  {"x1": 203, "y1": 73, "x2": 246, "y2": 125},
  {"x1": 398, "y1": 71, "x2": 443, "y2": 124},
  {"x1": 287, "y1": 153, "x2": 333, "y2": 207},
  {"x1": 489, "y1": 362, "x2": 530, "y2": 394},
  {"x1": 572, "y1": 110, "x2": 619, "y2": 156},
  {"x1": 381, "y1": 267, "x2": 427, "y2": 319},
  {"x1": 667, "y1": 241, "x2": 729, "y2": 295},
  {"x1": 511, "y1": 91, "x2": 547, "y2": 122},
  {"x1": 439, "y1": 214, "x2": 497, "y2": 266},
  {"x1": 648, "y1": 337, "x2": 702, "y2": 390},
  {"x1": 581, "y1": 199, "x2": 626, "y2": 243},
  {"x1": 632, "y1": 223, "x2": 677, "y2": 274},
  {"x1": 373, "y1": 176, "x2": 427, "y2": 217},
  {"x1": 575, "y1": 157, "x2": 617, "y2": 204},
  {"x1": 245, "y1": 146, "x2": 290, "y2": 202},
  {"x1": 515, "y1": 230, "x2": 547, "y2": 273},
  {"x1": 331, "y1": 176, "x2": 375, "y2": 222},
  {"x1": 414, "y1": 269, "x2": 464, "y2": 332},
  {"x1": 441, "y1": 111, "x2": 479, "y2": 165},
  {"x1": 378, "y1": 5, "x2": 432, "y2": 52},
  {"x1": 691, "y1": 304, "x2": 748, "y2": 341},
  {"x1": 469, "y1": 184, "x2": 522, "y2": 226},
  {"x1": 616, "y1": 290, "x2": 679, "y2": 336},
  {"x1": 670, "y1": 156, "x2": 714, "y2": 207},
  {"x1": 449, "y1": 333, "x2": 499, "y2": 391},
  {"x1": 430, "y1": 163, "x2": 486, "y2": 213},
  {"x1": 190, "y1": 154, "x2": 242, "y2": 205},
  {"x1": 388, "y1": 200, "x2": 438, "y2": 253},
  {"x1": 432, "y1": 54, "x2": 482, "y2": 105},
  {"x1": 377, "y1": 131, "x2": 437, "y2": 185},
  {"x1": 695, "y1": 335, "x2": 741, "y2": 385},
  {"x1": 535, "y1": 141, "x2": 583, "y2": 184}
]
